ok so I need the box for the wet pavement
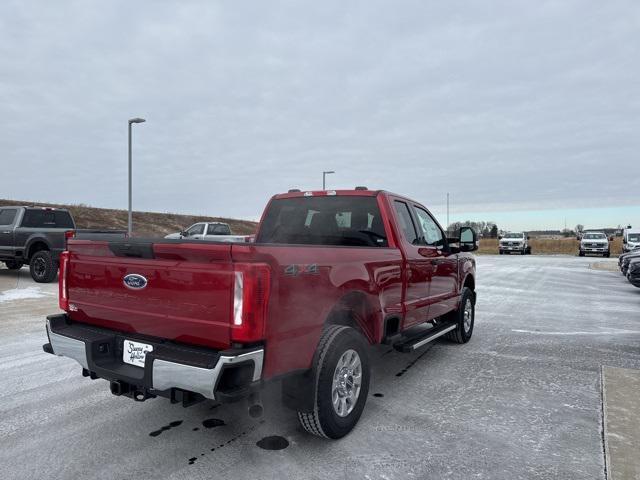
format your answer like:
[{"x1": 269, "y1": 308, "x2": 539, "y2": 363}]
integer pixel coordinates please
[{"x1": 1, "y1": 255, "x2": 639, "y2": 479}]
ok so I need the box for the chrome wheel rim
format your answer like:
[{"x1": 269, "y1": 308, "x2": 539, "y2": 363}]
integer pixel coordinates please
[
  {"x1": 331, "y1": 349, "x2": 362, "y2": 417},
  {"x1": 463, "y1": 298, "x2": 473, "y2": 333}
]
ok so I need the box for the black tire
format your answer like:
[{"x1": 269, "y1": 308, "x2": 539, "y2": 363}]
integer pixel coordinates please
[
  {"x1": 297, "y1": 325, "x2": 370, "y2": 439},
  {"x1": 579, "y1": 251, "x2": 585, "y2": 257},
  {"x1": 604, "y1": 251, "x2": 610, "y2": 258},
  {"x1": 527, "y1": 246, "x2": 532, "y2": 255},
  {"x1": 521, "y1": 248, "x2": 526, "y2": 255},
  {"x1": 29, "y1": 250, "x2": 57, "y2": 283},
  {"x1": 444, "y1": 287, "x2": 475, "y2": 344},
  {"x1": 499, "y1": 250, "x2": 503, "y2": 255},
  {"x1": 4, "y1": 260, "x2": 23, "y2": 270}
]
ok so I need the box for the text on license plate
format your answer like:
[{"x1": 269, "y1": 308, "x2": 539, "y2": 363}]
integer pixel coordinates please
[{"x1": 123, "y1": 339, "x2": 153, "y2": 367}]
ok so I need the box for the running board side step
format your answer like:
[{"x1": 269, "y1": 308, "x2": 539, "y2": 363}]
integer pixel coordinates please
[{"x1": 393, "y1": 323, "x2": 457, "y2": 353}]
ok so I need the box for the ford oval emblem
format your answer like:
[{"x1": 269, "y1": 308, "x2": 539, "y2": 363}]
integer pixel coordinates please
[{"x1": 123, "y1": 274, "x2": 148, "y2": 290}]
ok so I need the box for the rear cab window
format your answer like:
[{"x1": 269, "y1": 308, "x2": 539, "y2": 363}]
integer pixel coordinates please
[
  {"x1": 21, "y1": 209, "x2": 74, "y2": 228},
  {"x1": 207, "y1": 224, "x2": 231, "y2": 235},
  {"x1": 0, "y1": 208, "x2": 18, "y2": 226},
  {"x1": 257, "y1": 195, "x2": 388, "y2": 247}
]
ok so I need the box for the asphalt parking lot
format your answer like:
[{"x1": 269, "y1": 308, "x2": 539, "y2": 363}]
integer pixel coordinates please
[{"x1": 1, "y1": 255, "x2": 639, "y2": 480}]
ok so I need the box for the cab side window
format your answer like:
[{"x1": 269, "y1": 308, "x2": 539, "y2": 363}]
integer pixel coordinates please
[
  {"x1": 413, "y1": 206, "x2": 444, "y2": 247},
  {"x1": 393, "y1": 201, "x2": 418, "y2": 245},
  {"x1": 0, "y1": 209, "x2": 17, "y2": 226},
  {"x1": 185, "y1": 223, "x2": 205, "y2": 236}
]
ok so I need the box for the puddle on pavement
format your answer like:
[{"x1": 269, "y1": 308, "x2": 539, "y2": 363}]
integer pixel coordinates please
[
  {"x1": 202, "y1": 418, "x2": 225, "y2": 428},
  {"x1": 256, "y1": 435, "x2": 289, "y2": 450},
  {"x1": 149, "y1": 420, "x2": 183, "y2": 437}
]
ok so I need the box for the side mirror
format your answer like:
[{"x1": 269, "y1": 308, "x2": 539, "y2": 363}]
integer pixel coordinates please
[
  {"x1": 180, "y1": 230, "x2": 188, "y2": 237},
  {"x1": 459, "y1": 226, "x2": 478, "y2": 252},
  {"x1": 609, "y1": 236, "x2": 614, "y2": 242},
  {"x1": 527, "y1": 236, "x2": 531, "y2": 240}
]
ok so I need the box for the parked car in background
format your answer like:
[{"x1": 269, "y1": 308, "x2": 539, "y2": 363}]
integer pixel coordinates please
[
  {"x1": 627, "y1": 258, "x2": 640, "y2": 288},
  {"x1": 622, "y1": 227, "x2": 640, "y2": 253},
  {"x1": 620, "y1": 250, "x2": 640, "y2": 276},
  {"x1": 579, "y1": 232, "x2": 610, "y2": 257},
  {"x1": 0, "y1": 206, "x2": 125, "y2": 282},
  {"x1": 44, "y1": 188, "x2": 478, "y2": 439},
  {"x1": 499, "y1": 232, "x2": 531, "y2": 255},
  {"x1": 164, "y1": 222, "x2": 250, "y2": 243}
]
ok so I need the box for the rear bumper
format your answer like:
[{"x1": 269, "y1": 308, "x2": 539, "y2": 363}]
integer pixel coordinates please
[{"x1": 44, "y1": 314, "x2": 263, "y2": 402}]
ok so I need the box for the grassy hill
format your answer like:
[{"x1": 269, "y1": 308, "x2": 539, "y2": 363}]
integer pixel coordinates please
[{"x1": 0, "y1": 199, "x2": 258, "y2": 237}]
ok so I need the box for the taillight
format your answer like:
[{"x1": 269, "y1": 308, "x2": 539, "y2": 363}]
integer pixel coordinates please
[
  {"x1": 230, "y1": 263, "x2": 270, "y2": 343},
  {"x1": 59, "y1": 251, "x2": 70, "y2": 311},
  {"x1": 64, "y1": 230, "x2": 75, "y2": 248}
]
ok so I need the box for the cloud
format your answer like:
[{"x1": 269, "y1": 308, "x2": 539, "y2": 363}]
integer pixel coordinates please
[{"x1": 0, "y1": 0, "x2": 638, "y2": 222}]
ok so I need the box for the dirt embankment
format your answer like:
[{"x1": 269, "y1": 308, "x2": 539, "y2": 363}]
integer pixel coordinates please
[{"x1": 0, "y1": 199, "x2": 258, "y2": 237}]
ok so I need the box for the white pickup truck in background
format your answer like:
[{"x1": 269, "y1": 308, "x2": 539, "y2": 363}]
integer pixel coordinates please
[
  {"x1": 622, "y1": 227, "x2": 640, "y2": 253},
  {"x1": 579, "y1": 231, "x2": 610, "y2": 257},
  {"x1": 164, "y1": 222, "x2": 251, "y2": 243},
  {"x1": 499, "y1": 232, "x2": 531, "y2": 255}
]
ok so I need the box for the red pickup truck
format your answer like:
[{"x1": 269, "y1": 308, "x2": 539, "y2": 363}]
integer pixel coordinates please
[{"x1": 44, "y1": 189, "x2": 477, "y2": 439}]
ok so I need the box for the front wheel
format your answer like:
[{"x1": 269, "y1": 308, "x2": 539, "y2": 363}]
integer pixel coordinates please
[
  {"x1": 444, "y1": 287, "x2": 475, "y2": 344},
  {"x1": 4, "y1": 260, "x2": 23, "y2": 270},
  {"x1": 297, "y1": 325, "x2": 370, "y2": 439}
]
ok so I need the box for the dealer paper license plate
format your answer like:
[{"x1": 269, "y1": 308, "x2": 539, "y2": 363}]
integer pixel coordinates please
[{"x1": 123, "y1": 339, "x2": 153, "y2": 368}]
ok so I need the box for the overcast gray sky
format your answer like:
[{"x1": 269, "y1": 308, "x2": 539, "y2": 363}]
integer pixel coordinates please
[{"x1": 1, "y1": 1, "x2": 638, "y2": 230}]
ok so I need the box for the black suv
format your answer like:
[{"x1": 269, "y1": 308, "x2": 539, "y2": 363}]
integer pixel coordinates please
[{"x1": 0, "y1": 206, "x2": 75, "y2": 282}]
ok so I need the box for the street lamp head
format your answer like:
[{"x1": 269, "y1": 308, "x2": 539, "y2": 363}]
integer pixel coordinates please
[
  {"x1": 129, "y1": 117, "x2": 146, "y2": 124},
  {"x1": 324, "y1": 170, "x2": 335, "y2": 174}
]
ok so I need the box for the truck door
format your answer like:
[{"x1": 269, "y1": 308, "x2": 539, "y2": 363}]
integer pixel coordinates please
[
  {"x1": 411, "y1": 205, "x2": 458, "y2": 319},
  {"x1": 391, "y1": 200, "x2": 432, "y2": 328},
  {"x1": 0, "y1": 208, "x2": 18, "y2": 257}
]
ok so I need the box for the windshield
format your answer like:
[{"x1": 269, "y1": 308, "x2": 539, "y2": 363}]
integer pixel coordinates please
[
  {"x1": 583, "y1": 233, "x2": 606, "y2": 240},
  {"x1": 503, "y1": 233, "x2": 523, "y2": 239},
  {"x1": 628, "y1": 234, "x2": 640, "y2": 242},
  {"x1": 257, "y1": 196, "x2": 388, "y2": 247}
]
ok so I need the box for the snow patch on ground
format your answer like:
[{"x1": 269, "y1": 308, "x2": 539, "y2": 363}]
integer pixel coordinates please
[
  {"x1": 512, "y1": 328, "x2": 640, "y2": 336},
  {"x1": 0, "y1": 286, "x2": 54, "y2": 303}
]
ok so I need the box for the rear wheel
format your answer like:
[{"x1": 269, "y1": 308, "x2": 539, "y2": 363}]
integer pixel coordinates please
[
  {"x1": 29, "y1": 250, "x2": 57, "y2": 283},
  {"x1": 297, "y1": 325, "x2": 370, "y2": 439},
  {"x1": 444, "y1": 287, "x2": 475, "y2": 344},
  {"x1": 4, "y1": 260, "x2": 23, "y2": 270}
]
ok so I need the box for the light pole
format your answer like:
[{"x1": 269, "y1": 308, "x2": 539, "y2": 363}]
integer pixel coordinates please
[
  {"x1": 128, "y1": 117, "x2": 146, "y2": 236},
  {"x1": 446, "y1": 192, "x2": 450, "y2": 234},
  {"x1": 322, "y1": 170, "x2": 335, "y2": 190}
]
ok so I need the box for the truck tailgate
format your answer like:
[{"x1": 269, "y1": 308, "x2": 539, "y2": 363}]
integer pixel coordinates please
[{"x1": 65, "y1": 240, "x2": 234, "y2": 349}]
